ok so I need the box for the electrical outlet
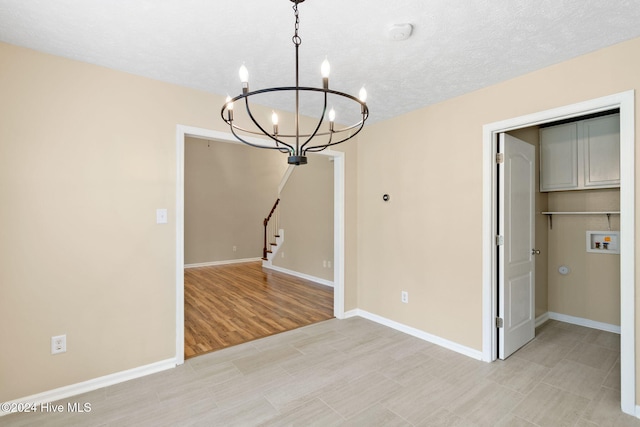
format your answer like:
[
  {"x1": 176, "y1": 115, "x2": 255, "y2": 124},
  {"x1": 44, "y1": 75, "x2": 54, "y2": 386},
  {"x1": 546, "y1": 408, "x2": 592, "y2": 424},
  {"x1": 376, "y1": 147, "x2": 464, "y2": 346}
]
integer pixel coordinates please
[
  {"x1": 401, "y1": 291, "x2": 409, "y2": 304},
  {"x1": 233, "y1": 246, "x2": 237, "y2": 252},
  {"x1": 51, "y1": 335, "x2": 66, "y2": 354},
  {"x1": 327, "y1": 260, "x2": 331, "y2": 268},
  {"x1": 322, "y1": 260, "x2": 327, "y2": 268}
]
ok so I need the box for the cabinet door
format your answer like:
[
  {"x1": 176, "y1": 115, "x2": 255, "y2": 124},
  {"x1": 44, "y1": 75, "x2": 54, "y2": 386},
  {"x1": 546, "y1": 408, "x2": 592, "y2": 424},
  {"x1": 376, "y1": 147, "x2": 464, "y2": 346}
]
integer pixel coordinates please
[
  {"x1": 582, "y1": 114, "x2": 620, "y2": 188},
  {"x1": 539, "y1": 123, "x2": 578, "y2": 192}
]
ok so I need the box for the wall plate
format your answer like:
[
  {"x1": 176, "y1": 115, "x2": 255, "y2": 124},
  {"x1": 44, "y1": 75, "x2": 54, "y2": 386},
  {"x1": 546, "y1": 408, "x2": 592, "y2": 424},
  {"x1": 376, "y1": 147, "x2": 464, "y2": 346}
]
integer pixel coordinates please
[{"x1": 586, "y1": 230, "x2": 619, "y2": 254}]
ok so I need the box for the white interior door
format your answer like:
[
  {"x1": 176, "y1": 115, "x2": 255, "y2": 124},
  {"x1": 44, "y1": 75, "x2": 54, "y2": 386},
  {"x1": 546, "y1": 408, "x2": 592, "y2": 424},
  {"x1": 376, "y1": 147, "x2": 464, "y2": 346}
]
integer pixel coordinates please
[{"x1": 498, "y1": 133, "x2": 535, "y2": 359}]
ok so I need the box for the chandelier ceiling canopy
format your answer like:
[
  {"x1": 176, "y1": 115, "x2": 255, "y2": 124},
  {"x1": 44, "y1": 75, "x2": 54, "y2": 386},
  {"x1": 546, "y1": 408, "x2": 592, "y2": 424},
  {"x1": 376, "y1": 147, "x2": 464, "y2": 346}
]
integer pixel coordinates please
[{"x1": 221, "y1": 0, "x2": 369, "y2": 165}]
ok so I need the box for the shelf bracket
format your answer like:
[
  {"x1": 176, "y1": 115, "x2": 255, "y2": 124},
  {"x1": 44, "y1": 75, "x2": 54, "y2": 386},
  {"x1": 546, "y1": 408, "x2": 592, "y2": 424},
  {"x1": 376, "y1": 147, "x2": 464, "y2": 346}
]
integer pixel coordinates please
[
  {"x1": 548, "y1": 214, "x2": 553, "y2": 230},
  {"x1": 607, "y1": 213, "x2": 611, "y2": 231}
]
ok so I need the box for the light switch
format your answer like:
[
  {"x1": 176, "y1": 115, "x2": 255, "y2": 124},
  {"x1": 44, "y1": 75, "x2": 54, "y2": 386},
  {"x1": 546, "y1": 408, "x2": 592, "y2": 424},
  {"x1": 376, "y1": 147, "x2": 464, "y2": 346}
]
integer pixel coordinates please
[{"x1": 156, "y1": 208, "x2": 168, "y2": 224}]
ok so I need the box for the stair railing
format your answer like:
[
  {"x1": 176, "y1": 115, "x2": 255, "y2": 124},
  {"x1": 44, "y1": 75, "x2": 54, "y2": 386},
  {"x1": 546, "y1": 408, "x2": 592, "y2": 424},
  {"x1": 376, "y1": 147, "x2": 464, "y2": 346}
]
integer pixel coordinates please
[{"x1": 263, "y1": 198, "x2": 280, "y2": 260}]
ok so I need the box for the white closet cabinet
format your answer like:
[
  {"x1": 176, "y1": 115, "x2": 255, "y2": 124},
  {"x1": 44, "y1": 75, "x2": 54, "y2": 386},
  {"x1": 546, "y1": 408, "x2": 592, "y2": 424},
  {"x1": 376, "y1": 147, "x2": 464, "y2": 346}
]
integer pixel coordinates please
[
  {"x1": 539, "y1": 122, "x2": 579, "y2": 191},
  {"x1": 540, "y1": 113, "x2": 619, "y2": 192}
]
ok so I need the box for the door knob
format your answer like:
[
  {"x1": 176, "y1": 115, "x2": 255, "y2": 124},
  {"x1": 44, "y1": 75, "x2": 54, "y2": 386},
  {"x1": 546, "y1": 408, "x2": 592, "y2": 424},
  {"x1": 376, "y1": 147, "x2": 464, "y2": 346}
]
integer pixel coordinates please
[{"x1": 531, "y1": 249, "x2": 541, "y2": 255}]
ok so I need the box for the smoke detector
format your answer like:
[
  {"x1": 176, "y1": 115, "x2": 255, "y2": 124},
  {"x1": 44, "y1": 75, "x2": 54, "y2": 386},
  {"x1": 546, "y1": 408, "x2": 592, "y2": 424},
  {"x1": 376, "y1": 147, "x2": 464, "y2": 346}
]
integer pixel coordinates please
[{"x1": 387, "y1": 23, "x2": 413, "y2": 41}]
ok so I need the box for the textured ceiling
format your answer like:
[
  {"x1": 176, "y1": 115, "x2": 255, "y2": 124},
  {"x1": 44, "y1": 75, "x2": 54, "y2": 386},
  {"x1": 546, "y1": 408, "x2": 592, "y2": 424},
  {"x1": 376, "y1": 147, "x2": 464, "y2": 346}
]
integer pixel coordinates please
[{"x1": 1, "y1": 0, "x2": 640, "y2": 125}]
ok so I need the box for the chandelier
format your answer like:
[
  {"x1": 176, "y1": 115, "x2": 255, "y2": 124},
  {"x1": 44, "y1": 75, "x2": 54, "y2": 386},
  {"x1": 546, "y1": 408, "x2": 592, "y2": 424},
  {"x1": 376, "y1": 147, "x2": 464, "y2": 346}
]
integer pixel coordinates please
[{"x1": 221, "y1": 0, "x2": 369, "y2": 165}]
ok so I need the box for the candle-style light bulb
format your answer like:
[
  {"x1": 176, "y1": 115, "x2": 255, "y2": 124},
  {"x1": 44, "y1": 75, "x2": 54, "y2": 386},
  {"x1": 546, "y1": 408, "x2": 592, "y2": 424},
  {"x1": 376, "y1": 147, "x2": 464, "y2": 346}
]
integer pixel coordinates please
[
  {"x1": 225, "y1": 95, "x2": 234, "y2": 121},
  {"x1": 321, "y1": 58, "x2": 330, "y2": 78},
  {"x1": 321, "y1": 57, "x2": 330, "y2": 89},
  {"x1": 239, "y1": 64, "x2": 249, "y2": 83},
  {"x1": 328, "y1": 108, "x2": 336, "y2": 131},
  {"x1": 359, "y1": 86, "x2": 367, "y2": 103},
  {"x1": 239, "y1": 64, "x2": 249, "y2": 94},
  {"x1": 271, "y1": 111, "x2": 279, "y2": 135}
]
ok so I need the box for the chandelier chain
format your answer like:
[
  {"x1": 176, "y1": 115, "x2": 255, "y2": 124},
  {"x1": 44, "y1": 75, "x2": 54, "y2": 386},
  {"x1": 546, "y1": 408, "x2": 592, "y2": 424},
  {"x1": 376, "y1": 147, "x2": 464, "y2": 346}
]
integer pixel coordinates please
[{"x1": 292, "y1": 1, "x2": 301, "y2": 46}]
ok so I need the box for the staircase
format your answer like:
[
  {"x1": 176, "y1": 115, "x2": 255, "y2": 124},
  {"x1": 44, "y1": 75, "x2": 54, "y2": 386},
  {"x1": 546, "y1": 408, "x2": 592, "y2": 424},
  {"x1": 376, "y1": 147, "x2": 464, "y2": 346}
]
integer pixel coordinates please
[
  {"x1": 262, "y1": 165, "x2": 295, "y2": 266},
  {"x1": 262, "y1": 199, "x2": 284, "y2": 265}
]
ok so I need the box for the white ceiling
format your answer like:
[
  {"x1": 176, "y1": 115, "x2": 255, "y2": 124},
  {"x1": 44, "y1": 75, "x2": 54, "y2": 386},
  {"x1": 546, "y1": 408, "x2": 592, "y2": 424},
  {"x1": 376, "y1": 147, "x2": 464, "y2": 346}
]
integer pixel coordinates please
[{"x1": 1, "y1": 0, "x2": 640, "y2": 125}]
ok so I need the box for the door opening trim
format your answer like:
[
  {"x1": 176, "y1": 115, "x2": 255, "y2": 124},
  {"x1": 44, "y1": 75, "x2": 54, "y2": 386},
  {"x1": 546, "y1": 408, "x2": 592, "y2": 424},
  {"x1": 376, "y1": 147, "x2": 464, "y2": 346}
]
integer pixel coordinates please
[
  {"x1": 175, "y1": 125, "x2": 346, "y2": 366},
  {"x1": 481, "y1": 91, "x2": 635, "y2": 415}
]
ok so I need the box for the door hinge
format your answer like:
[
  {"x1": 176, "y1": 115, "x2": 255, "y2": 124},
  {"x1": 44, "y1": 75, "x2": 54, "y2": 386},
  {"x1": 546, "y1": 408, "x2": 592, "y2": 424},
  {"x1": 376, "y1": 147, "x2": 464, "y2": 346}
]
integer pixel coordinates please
[
  {"x1": 496, "y1": 317, "x2": 504, "y2": 328},
  {"x1": 496, "y1": 235, "x2": 504, "y2": 246},
  {"x1": 496, "y1": 153, "x2": 504, "y2": 164}
]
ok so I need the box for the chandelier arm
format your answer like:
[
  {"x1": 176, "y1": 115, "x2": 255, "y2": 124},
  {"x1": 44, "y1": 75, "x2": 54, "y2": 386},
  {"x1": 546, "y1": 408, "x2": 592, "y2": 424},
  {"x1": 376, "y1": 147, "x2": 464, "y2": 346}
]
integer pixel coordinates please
[
  {"x1": 222, "y1": 115, "x2": 367, "y2": 137},
  {"x1": 324, "y1": 114, "x2": 369, "y2": 135},
  {"x1": 242, "y1": 96, "x2": 295, "y2": 152},
  {"x1": 222, "y1": 106, "x2": 368, "y2": 139},
  {"x1": 302, "y1": 113, "x2": 367, "y2": 152},
  {"x1": 221, "y1": 105, "x2": 293, "y2": 153},
  {"x1": 224, "y1": 124, "x2": 360, "y2": 139},
  {"x1": 229, "y1": 122, "x2": 291, "y2": 154},
  {"x1": 222, "y1": 87, "x2": 367, "y2": 138},
  {"x1": 299, "y1": 90, "x2": 328, "y2": 152},
  {"x1": 227, "y1": 87, "x2": 366, "y2": 114},
  {"x1": 304, "y1": 146, "x2": 330, "y2": 153},
  {"x1": 303, "y1": 113, "x2": 368, "y2": 141},
  {"x1": 303, "y1": 127, "x2": 333, "y2": 155}
]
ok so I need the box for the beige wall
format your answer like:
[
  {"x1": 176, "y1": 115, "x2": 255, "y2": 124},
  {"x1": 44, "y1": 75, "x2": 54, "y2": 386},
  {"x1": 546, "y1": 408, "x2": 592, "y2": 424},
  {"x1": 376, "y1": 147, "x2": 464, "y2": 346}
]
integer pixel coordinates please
[
  {"x1": 0, "y1": 41, "x2": 359, "y2": 402},
  {"x1": 184, "y1": 137, "x2": 286, "y2": 264},
  {"x1": 2, "y1": 34, "x2": 639, "y2": 405},
  {"x1": 357, "y1": 37, "x2": 640, "y2": 399},
  {"x1": 547, "y1": 190, "x2": 620, "y2": 325},
  {"x1": 507, "y1": 127, "x2": 549, "y2": 319},
  {"x1": 273, "y1": 154, "x2": 334, "y2": 281}
]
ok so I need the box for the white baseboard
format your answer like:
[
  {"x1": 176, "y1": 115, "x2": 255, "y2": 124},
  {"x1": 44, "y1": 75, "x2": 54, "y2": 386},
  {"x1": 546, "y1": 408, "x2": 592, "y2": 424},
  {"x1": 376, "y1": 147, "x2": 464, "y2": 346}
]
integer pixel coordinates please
[
  {"x1": 543, "y1": 312, "x2": 620, "y2": 334},
  {"x1": 343, "y1": 309, "x2": 359, "y2": 318},
  {"x1": 0, "y1": 358, "x2": 176, "y2": 417},
  {"x1": 636, "y1": 405, "x2": 640, "y2": 419},
  {"x1": 535, "y1": 312, "x2": 550, "y2": 328},
  {"x1": 184, "y1": 258, "x2": 261, "y2": 268},
  {"x1": 262, "y1": 264, "x2": 334, "y2": 288},
  {"x1": 345, "y1": 309, "x2": 483, "y2": 360}
]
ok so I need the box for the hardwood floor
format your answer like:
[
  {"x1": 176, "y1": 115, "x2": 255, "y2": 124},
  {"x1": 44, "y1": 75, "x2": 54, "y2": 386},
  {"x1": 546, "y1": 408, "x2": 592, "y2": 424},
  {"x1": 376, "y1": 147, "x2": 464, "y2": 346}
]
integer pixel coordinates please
[{"x1": 184, "y1": 261, "x2": 334, "y2": 358}]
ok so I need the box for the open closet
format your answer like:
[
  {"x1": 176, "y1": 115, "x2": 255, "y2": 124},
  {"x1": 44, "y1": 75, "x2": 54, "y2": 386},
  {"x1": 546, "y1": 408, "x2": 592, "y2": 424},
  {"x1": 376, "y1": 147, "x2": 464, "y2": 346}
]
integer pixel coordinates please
[{"x1": 508, "y1": 109, "x2": 621, "y2": 333}]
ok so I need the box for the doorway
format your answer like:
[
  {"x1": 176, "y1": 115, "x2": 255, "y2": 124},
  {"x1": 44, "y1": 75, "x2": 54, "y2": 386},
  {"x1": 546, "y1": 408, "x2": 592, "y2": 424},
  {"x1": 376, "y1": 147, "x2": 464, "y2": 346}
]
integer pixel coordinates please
[
  {"x1": 174, "y1": 125, "x2": 347, "y2": 365},
  {"x1": 482, "y1": 91, "x2": 635, "y2": 415}
]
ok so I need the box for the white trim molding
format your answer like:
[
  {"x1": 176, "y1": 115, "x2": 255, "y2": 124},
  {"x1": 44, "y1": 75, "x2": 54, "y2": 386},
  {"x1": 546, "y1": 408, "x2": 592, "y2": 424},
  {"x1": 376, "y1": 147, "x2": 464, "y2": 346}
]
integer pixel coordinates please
[
  {"x1": 175, "y1": 125, "x2": 347, "y2": 363},
  {"x1": 184, "y1": 258, "x2": 262, "y2": 268},
  {"x1": 262, "y1": 264, "x2": 334, "y2": 288},
  {"x1": 0, "y1": 359, "x2": 176, "y2": 417},
  {"x1": 278, "y1": 165, "x2": 296, "y2": 196},
  {"x1": 332, "y1": 152, "x2": 346, "y2": 319},
  {"x1": 346, "y1": 309, "x2": 483, "y2": 360},
  {"x1": 535, "y1": 312, "x2": 550, "y2": 328},
  {"x1": 546, "y1": 312, "x2": 621, "y2": 334},
  {"x1": 482, "y1": 90, "x2": 635, "y2": 416}
]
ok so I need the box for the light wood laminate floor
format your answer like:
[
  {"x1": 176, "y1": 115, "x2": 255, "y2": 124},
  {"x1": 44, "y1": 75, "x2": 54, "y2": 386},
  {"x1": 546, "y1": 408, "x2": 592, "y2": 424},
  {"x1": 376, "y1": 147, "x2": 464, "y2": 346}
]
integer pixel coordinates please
[
  {"x1": 3, "y1": 319, "x2": 637, "y2": 426},
  {"x1": 184, "y1": 262, "x2": 334, "y2": 358}
]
